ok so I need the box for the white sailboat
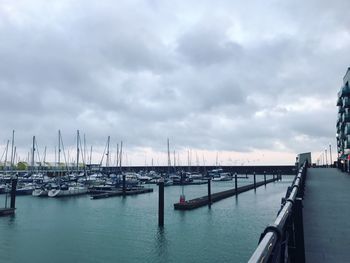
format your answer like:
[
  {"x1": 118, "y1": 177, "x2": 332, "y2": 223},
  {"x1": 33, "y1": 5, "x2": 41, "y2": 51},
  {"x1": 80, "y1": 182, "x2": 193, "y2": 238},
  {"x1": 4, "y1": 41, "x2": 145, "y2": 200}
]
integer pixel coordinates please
[
  {"x1": 48, "y1": 184, "x2": 88, "y2": 197},
  {"x1": 48, "y1": 130, "x2": 88, "y2": 198}
]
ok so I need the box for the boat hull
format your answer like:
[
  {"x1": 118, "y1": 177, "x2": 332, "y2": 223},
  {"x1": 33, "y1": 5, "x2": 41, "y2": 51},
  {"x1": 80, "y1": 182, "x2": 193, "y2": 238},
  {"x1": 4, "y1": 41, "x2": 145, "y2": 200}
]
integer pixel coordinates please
[
  {"x1": 32, "y1": 189, "x2": 49, "y2": 197},
  {"x1": 48, "y1": 187, "x2": 88, "y2": 197}
]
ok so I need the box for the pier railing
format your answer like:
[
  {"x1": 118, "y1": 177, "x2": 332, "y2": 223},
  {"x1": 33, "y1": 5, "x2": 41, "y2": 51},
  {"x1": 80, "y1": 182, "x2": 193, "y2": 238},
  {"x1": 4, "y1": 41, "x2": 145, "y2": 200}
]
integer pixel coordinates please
[{"x1": 248, "y1": 162, "x2": 307, "y2": 263}]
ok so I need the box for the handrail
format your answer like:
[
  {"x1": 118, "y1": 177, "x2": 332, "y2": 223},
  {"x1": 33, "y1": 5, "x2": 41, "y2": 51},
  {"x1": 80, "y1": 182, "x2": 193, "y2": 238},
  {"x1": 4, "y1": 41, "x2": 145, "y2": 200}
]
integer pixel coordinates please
[{"x1": 248, "y1": 162, "x2": 307, "y2": 263}]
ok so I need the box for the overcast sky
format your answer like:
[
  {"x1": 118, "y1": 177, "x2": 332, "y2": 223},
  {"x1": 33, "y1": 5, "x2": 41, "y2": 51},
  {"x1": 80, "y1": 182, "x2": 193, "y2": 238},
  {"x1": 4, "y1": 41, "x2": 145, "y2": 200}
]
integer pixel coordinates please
[{"x1": 0, "y1": 0, "x2": 349, "y2": 166}]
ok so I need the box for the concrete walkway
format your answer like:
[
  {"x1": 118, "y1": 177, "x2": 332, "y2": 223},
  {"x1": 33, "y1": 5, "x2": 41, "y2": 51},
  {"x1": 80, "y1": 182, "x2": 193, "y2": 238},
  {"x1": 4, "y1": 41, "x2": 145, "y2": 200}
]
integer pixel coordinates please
[{"x1": 304, "y1": 168, "x2": 350, "y2": 262}]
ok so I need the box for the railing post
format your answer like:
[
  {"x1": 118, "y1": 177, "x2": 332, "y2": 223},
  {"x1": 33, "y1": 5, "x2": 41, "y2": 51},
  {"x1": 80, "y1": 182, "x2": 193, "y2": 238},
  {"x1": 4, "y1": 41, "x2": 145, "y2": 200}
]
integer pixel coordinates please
[{"x1": 293, "y1": 198, "x2": 305, "y2": 263}]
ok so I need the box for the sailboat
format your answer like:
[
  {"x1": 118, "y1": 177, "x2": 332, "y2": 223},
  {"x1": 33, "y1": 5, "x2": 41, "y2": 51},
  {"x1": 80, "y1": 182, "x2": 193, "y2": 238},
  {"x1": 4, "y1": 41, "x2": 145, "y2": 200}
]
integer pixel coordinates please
[
  {"x1": 29, "y1": 135, "x2": 48, "y2": 197},
  {"x1": 48, "y1": 130, "x2": 88, "y2": 197}
]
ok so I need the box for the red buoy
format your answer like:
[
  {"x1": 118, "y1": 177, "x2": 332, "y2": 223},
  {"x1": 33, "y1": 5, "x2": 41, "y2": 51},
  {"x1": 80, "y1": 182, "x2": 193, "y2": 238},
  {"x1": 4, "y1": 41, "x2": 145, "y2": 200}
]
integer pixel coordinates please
[{"x1": 179, "y1": 194, "x2": 186, "y2": 203}]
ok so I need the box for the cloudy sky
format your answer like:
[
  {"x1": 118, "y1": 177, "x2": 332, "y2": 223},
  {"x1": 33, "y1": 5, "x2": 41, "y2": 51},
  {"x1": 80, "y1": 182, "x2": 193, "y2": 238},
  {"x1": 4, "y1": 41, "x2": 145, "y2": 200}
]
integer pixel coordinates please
[{"x1": 0, "y1": 0, "x2": 349, "y2": 166}]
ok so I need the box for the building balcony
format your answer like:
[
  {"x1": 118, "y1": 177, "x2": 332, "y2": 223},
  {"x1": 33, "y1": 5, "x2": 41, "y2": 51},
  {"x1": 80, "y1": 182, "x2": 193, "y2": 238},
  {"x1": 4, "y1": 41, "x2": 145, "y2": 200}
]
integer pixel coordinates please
[
  {"x1": 340, "y1": 85, "x2": 350, "y2": 97},
  {"x1": 344, "y1": 97, "x2": 350, "y2": 108},
  {"x1": 342, "y1": 113, "x2": 350, "y2": 122},
  {"x1": 345, "y1": 124, "x2": 350, "y2": 135},
  {"x1": 339, "y1": 131, "x2": 346, "y2": 140},
  {"x1": 337, "y1": 97, "x2": 343, "y2": 106}
]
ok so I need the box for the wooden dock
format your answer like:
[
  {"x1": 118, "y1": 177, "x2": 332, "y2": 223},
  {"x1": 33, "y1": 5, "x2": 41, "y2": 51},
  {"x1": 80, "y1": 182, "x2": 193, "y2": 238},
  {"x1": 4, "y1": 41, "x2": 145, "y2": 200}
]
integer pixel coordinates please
[
  {"x1": 91, "y1": 188, "x2": 153, "y2": 199},
  {"x1": 0, "y1": 208, "x2": 15, "y2": 216},
  {"x1": 174, "y1": 178, "x2": 278, "y2": 210}
]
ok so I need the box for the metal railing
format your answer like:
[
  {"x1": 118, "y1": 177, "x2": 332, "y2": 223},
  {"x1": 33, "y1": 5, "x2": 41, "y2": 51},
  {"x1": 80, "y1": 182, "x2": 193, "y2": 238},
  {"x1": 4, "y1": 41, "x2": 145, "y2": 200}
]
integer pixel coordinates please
[{"x1": 248, "y1": 162, "x2": 307, "y2": 263}]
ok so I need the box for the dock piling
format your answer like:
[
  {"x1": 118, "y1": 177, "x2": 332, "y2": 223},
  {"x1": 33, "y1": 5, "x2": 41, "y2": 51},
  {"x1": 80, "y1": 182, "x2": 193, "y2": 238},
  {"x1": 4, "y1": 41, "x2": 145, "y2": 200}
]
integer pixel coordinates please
[
  {"x1": 10, "y1": 177, "x2": 17, "y2": 209},
  {"x1": 158, "y1": 180, "x2": 164, "y2": 227},
  {"x1": 234, "y1": 173, "x2": 238, "y2": 193},
  {"x1": 253, "y1": 172, "x2": 256, "y2": 190},
  {"x1": 264, "y1": 171, "x2": 266, "y2": 185},
  {"x1": 207, "y1": 178, "x2": 212, "y2": 207},
  {"x1": 122, "y1": 174, "x2": 126, "y2": 195}
]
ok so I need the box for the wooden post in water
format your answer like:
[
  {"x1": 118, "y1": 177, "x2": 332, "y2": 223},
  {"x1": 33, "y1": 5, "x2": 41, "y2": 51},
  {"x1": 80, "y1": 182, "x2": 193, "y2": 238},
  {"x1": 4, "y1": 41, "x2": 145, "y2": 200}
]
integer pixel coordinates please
[
  {"x1": 264, "y1": 171, "x2": 266, "y2": 185},
  {"x1": 207, "y1": 178, "x2": 211, "y2": 207},
  {"x1": 158, "y1": 180, "x2": 164, "y2": 227},
  {"x1": 122, "y1": 174, "x2": 126, "y2": 195},
  {"x1": 234, "y1": 172, "x2": 238, "y2": 193},
  {"x1": 10, "y1": 177, "x2": 17, "y2": 209},
  {"x1": 253, "y1": 172, "x2": 256, "y2": 190}
]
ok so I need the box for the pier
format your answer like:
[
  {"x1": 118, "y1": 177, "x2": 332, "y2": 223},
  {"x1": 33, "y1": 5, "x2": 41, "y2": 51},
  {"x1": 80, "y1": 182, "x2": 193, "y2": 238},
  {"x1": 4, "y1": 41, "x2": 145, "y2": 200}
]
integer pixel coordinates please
[
  {"x1": 303, "y1": 168, "x2": 350, "y2": 262},
  {"x1": 174, "y1": 177, "x2": 279, "y2": 210},
  {"x1": 248, "y1": 163, "x2": 350, "y2": 263}
]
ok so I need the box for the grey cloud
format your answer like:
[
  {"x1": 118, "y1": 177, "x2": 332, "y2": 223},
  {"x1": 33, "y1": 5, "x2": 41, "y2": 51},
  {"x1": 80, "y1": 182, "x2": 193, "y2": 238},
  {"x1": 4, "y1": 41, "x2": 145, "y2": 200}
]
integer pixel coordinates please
[
  {"x1": 177, "y1": 26, "x2": 243, "y2": 66},
  {"x1": 0, "y1": 0, "x2": 348, "y2": 164}
]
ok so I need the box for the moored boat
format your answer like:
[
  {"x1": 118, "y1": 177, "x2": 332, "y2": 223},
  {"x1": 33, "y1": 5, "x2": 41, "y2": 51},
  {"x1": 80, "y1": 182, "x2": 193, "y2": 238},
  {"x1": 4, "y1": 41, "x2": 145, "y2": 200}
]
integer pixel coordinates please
[{"x1": 48, "y1": 185, "x2": 88, "y2": 197}]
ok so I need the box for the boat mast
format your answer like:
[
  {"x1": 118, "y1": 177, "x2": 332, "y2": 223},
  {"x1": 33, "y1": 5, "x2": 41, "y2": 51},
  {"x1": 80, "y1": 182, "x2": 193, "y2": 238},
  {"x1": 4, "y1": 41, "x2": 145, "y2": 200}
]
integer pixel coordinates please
[
  {"x1": 58, "y1": 130, "x2": 61, "y2": 176},
  {"x1": 13, "y1": 146, "x2": 16, "y2": 170},
  {"x1": 83, "y1": 134, "x2": 87, "y2": 176},
  {"x1": 43, "y1": 146, "x2": 47, "y2": 165},
  {"x1": 89, "y1": 145, "x2": 93, "y2": 166},
  {"x1": 202, "y1": 155, "x2": 207, "y2": 177},
  {"x1": 10, "y1": 130, "x2": 15, "y2": 172},
  {"x1": 83, "y1": 134, "x2": 86, "y2": 168},
  {"x1": 106, "y1": 136, "x2": 110, "y2": 167},
  {"x1": 3, "y1": 140, "x2": 9, "y2": 172},
  {"x1": 76, "y1": 130, "x2": 80, "y2": 174},
  {"x1": 187, "y1": 150, "x2": 190, "y2": 173},
  {"x1": 167, "y1": 138, "x2": 171, "y2": 176},
  {"x1": 119, "y1": 141, "x2": 123, "y2": 173},
  {"x1": 31, "y1": 136, "x2": 35, "y2": 175},
  {"x1": 116, "y1": 143, "x2": 119, "y2": 167}
]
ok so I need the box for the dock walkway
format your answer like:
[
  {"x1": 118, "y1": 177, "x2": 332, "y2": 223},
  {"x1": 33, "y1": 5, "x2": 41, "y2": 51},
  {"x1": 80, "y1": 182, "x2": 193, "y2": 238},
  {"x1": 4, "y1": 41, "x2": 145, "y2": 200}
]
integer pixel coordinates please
[
  {"x1": 304, "y1": 168, "x2": 350, "y2": 262},
  {"x1": 174, "y1": 177, "x2": 278, "y2": 210}
]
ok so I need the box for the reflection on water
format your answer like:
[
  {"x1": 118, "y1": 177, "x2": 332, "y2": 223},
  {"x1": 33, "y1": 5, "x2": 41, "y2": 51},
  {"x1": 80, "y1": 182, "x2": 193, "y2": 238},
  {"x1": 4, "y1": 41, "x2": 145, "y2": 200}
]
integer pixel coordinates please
[{"x1": 155, "y1": 227, "x2": 168, "y2": 261}]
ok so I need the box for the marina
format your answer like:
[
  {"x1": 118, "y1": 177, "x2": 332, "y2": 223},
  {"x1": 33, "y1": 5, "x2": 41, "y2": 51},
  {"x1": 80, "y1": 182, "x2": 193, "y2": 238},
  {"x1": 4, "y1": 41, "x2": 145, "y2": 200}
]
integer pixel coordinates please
[
  {"x1": 0, "y1": 1, "x2": 347, "y2": 262},
  {"x1": 0, "y1": 176, "x2": 293, "y2": 263}
]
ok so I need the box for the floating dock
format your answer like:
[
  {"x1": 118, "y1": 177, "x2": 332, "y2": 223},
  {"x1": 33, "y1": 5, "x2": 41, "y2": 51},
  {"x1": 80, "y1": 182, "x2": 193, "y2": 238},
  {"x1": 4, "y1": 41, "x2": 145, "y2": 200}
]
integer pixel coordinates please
[
  {"x1": 0, "y1": 208, "x2": 15, "y2": 216},
  {"x1": 174, "y1": 178, "x2": 278, "y2": 210},
  {"x1": 91, "y1": 188, "x2": 153, "y2": 199},
  {"x1": 172, "y1": 180, "x2": 209, "y2": 186}
]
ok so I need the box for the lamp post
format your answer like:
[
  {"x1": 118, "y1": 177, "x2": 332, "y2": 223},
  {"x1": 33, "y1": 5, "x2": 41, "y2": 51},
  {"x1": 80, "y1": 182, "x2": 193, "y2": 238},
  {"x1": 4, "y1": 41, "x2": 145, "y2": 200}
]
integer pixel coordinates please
[
  {"x1": 325, "y1": 148, "x2": 328, "y2": 167},
  {"x1": 329, "y1": 144, "x2": 332, "y2": 167}
]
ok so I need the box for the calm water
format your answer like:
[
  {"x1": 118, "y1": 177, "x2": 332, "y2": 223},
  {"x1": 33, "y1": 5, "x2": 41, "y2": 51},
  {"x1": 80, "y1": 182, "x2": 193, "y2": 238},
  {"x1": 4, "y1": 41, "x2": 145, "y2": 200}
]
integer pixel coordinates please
[{"x1": 0, "y1": 175, "x2": 293, "y2": 263}]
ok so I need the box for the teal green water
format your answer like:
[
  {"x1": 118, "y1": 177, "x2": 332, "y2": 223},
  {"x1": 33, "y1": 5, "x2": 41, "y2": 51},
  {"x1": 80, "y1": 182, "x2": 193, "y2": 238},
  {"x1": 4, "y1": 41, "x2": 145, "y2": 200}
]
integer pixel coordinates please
[{"x1": 0, "y1": 176, "x2": 293, "y2": 263}]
